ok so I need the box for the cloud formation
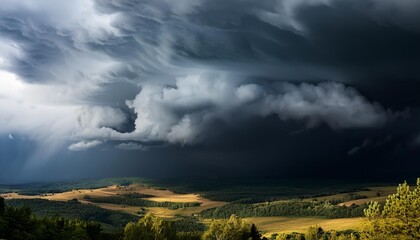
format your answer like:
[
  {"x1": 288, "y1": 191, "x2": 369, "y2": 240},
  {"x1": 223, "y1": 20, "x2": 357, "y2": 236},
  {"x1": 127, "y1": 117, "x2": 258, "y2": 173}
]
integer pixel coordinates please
[
  {"x1": 1, "y1": 0, "x2": 420, "y2": 172},
  {"x1": 0, "y1": 70, "x2": 126, "y2": 160},
  {"x1": 115, "y1": 142, "x2": 148, "y2": 151},
  {"x1": 123, "y1": 75, "x2": 391, "y2": 144},
  {"x1": 68, "y1": 140, "x2": 103, "y2": 151}
]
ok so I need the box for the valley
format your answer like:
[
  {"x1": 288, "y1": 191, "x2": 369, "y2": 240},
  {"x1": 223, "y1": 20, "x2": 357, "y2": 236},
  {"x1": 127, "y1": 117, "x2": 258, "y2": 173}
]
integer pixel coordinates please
[{"x1": 0, "y1": 178, "x2": 399, "y2": 236}]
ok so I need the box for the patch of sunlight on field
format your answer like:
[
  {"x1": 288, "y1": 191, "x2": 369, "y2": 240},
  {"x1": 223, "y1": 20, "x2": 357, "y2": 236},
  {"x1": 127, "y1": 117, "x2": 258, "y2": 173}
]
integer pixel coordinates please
[
  {"x1": 146, "y1": 198, "x2": 227, "y2": 219},
  {"x1": 302, "y1": 186, "x2": 397, "y2": 207},
  {"x1": 86, "y1": 202, "x2": 143, "y2": 216},
  {"x1": 244, "y1": 217, "x2": 363, "y2": 236},
  {"x1": 1, "y1": 184, "x2": 227, "y2": 218},
  {"x1": 338, "y1": 186, "x2": 397, "y2": 206}
]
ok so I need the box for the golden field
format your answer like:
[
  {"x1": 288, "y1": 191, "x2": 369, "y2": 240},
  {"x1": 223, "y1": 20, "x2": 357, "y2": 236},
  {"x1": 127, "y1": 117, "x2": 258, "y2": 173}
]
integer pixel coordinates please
[{"x1": 244, "y1": 217, "x2": 363, "y2": 236}]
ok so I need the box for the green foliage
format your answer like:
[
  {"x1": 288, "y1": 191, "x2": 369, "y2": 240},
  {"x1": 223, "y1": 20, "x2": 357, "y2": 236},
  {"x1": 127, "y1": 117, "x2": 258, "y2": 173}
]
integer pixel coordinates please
[
  {"x1": 343, "y1": 194, "x2": 367, "y2": 202},
  {"x1": 274, "y1": 232, "x2": 305, "y2": 240},
  {"x1": 171, "y1": 216, "x2": 206, "y2": 232},
  {"x1": 121, "y1": 213, "x2": 263, "y2": 240},
  {"x1": 176, "y1": 231, "x2": 203, "y2": 240},
  {"x1": 202, "y1": 214, "x2": 251, "y2": 240},
  {"x1": 6, "y1": 199, "x2": 138, "y2": 228},
  {"x1": 0, "y1": 199, "x2": 123, "y2": 240},
  {"x1": 306, "y1": 226, "x2": 324, "y2": 240},
  {"x1": 124, "y1": 213, "x2": 176, "y2": 240},
  {"x1": 89, "y1": 196, "x2": 201, "y2": 210},
  {"x1": 274, "y1": 228, "x2": 359, "y2": 240},
  {"x1": 362, "y1": 179, "x2": 420, "y2": 240},
  {"x1": 201, "y1": 200, "x2": 365, "y2": 219}
]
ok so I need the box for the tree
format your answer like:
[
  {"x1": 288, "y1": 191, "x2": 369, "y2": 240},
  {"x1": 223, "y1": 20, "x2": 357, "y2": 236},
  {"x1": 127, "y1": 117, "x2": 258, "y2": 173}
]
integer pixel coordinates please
[
  {"x1": 124, "y1": 213, "x2": 176, "y2": 240},
  {"x1": 250, "y1": 224, "x2": 262, "y2": 240},
  {"x1": 202, "y1": 215, "x2": 250, "y2": 240},
  {"x1": 0, "y1": 197, "x2": 4, "y2": 216},
  {"x1": 306, "y1": 226, "x2": 324, "y2": 240},
  {"x1": 0, "y1": 197, "x2": 6, "y2": 238},
  {"x1": 85, "y1": 221, "x2": 102, "y2": 240},
  {"x1": 362, "y1": 178, "x2": 420, "y2": 240}
]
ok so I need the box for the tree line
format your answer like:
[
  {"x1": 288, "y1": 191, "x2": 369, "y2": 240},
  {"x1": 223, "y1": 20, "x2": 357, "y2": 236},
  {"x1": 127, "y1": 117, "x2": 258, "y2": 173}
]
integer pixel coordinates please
[
  {"x1": 0, "y1": 198, "x2": 121, "y2": 240},
  {"x1": 200, "y1": 200, "x2": 365, "y2": 219},
  {"x1": 87, "y1": 196, "x2": 201, "y2": 210}
]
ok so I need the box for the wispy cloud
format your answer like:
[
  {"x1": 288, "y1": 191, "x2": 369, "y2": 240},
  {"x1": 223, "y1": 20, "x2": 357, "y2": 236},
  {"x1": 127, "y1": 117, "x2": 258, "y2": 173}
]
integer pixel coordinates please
[{"x1": 68, "y1": 140, "x2": 103, "y2": 151}]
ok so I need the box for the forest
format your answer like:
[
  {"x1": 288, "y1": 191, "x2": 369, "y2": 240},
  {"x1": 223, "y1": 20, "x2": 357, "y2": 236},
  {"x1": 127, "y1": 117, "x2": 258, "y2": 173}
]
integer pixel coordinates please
[
  {"x1": 6, "y1": 198, "x2": 138, "y2": 229},
  {"x1": 200, "y1": 200, "x2": 366, "y2": 219}
]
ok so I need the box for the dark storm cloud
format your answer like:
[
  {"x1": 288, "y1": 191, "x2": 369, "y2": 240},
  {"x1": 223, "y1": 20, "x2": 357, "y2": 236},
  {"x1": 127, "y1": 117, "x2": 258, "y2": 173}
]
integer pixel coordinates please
[
  {"x1": 74, "y1": 77, "x2": 395, "y2": 145},
  {"x1": 1, "y1": 0, "x2": 420, "y2": 180}
]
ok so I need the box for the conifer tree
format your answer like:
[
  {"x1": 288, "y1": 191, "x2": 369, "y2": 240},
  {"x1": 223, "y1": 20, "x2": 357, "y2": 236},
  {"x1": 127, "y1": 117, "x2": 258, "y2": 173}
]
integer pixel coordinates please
[{"x1": 362, "y1": 178, "x2": 420, "y2": 239}]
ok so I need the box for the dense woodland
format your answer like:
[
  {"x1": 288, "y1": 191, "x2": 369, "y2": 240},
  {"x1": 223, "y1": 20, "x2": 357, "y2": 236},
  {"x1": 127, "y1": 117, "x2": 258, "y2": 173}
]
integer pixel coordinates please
[
  {"x1": 6, "y1": 199, "x2": 138, "y2": 228},
  {"x1": 0, "y1": 198, "x2": 121, "y2": 240},
  {"x1": 200, "y1": 200, "x2": 366, "y2": 219}
]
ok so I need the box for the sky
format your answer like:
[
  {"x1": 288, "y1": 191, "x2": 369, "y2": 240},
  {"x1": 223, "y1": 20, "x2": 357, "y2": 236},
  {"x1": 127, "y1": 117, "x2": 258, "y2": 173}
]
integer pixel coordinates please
[{"x1": 1, "y1": 0, "x2": 420, "y2": 182}]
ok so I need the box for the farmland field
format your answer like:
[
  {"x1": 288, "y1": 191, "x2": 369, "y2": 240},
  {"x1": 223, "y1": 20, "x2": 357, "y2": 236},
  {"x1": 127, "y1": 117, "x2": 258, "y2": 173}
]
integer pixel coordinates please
[{"x1": 244, "y1": 217, "x2": 363, "y2": 235}]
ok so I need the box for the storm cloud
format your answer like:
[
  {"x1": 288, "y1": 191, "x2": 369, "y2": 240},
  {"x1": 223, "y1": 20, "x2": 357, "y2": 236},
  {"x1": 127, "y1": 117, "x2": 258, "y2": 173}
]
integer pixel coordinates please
[
  {"x1": 74, "y1": 75, "x2": 394, "y2": 145},
  {"x1": 1, "y1": 0, "x2": 420, "y2": 180}
]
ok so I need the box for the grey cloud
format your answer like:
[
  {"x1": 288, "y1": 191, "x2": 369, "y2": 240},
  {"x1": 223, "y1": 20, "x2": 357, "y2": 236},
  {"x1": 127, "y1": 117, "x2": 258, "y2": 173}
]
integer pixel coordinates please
[
  {"x1": 77, "y1": 106, "x2": 127, "y2": 130},
  {"x1": 75, "y1": 73, "x2": 394, "y2": 145},
  {"x1": 115, "y1": 142, "x2": 148, "y2": 151},
  {"x1": 68, "y1": 140, "x2": 103, "y2": 151},
  {"x1": 0, "y1": 0, "x2": 123, "y2": 115}
]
